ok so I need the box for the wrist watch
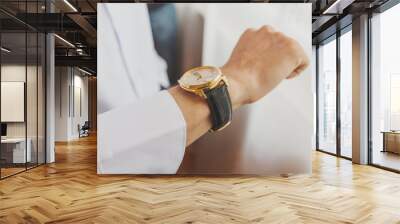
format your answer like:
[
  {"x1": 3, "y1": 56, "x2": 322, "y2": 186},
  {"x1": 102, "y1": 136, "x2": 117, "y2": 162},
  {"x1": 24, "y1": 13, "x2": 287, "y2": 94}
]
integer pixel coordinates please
[{"x1": 178, "y1": 66, "x2": 232, "y2": 132}]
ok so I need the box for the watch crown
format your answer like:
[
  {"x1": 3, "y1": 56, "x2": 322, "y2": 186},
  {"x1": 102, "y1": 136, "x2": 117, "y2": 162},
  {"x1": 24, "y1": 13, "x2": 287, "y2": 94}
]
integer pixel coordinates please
[{"x1": 221, "y1": 76, "x2": 230, "y2": 87}]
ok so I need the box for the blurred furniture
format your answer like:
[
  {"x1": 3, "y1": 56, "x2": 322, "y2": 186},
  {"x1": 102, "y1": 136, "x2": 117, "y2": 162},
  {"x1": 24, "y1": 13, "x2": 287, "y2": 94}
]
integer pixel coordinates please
[
  {"x1": 148, "y1": 3, "x2": 179, "y2": 85},
  {"x1": 382, "y1": 131, "x2": 400, "y2": 154},
  {"x1": 79, "y1": 121, "x2": 90, "y2": 138},
  {"x1": 0, "y1": 138, "x2": 32, "y2": 166}
]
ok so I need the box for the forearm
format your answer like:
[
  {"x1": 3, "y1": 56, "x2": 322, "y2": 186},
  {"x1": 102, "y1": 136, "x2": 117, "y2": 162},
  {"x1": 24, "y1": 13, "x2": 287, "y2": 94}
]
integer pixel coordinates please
[{"x1": 168, "y1": 86, "x2": 211, "y2": 146}]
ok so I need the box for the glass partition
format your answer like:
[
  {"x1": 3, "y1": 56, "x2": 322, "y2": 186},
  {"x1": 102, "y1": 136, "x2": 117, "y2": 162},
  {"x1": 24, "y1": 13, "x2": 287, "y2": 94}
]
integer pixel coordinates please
[
  {"x1": 339, "y1": 29, "x2": 352, "y2": 158},
  {"x1": 317, "y1": 37, "x2": 337, "y2": 154},
  {"x1": 26, "y1": 0, "x2": 46, "y2": 169},
  {"x1": 0, "y1": 31, "x2": 28, "y2": 177},
  {"x1": 0, "y1": 1, "x2": 46, "y2": 179},
  {"x1": 38, "y1": 32, "x2": 45, "y2": 165},
  {"x1": 27, "y1": 31, "x2": 38, "y2": 169}
]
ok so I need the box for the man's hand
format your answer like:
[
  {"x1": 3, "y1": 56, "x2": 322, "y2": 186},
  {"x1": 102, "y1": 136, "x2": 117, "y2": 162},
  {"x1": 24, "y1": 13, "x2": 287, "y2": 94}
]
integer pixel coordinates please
[{"x1": 222, "y1": 25, "x2": 309, "y2": 109}]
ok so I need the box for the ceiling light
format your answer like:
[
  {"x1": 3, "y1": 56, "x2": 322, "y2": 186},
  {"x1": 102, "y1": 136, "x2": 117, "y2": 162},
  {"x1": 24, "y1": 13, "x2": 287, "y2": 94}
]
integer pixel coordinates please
[
  {"x1": 322, "y1": 0, "x2": 354, "y2": 15},
  {"x1": 1, "y1": 47, "x2": 11, "y2": 53},
  {"x1": 76, "y1": 48, "x2": 85, "y2": 55},
  {"x1": 54, "y1": 34, "x2": 75, "y2": 48},
  {"x1": 323, "y1": 0, "x2": 341, "y2": 14},
  {"x1": 78, "y1": 67, "x2": 93, "y2": 76},
  {"x1": 63, "y1": 0, "x2": 78, "y2": 12}
]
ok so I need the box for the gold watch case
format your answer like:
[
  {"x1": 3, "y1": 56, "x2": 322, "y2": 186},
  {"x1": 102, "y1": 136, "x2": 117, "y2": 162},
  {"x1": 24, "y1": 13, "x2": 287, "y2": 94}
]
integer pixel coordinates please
[{"x1": 178, "y1": 66, "x2": 229, "y2": 98}]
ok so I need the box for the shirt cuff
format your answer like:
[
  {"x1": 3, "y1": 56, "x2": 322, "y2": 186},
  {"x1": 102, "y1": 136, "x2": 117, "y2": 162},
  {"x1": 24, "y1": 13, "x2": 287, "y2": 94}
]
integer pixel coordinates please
[{"x1": 98, "y1": 90, "x2": 187, "y2": 174}]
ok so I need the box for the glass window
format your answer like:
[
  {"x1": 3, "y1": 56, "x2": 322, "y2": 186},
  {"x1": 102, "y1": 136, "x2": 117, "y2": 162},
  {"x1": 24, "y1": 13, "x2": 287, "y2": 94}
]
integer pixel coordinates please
[
  {"x1": 0, "y1": 1, "x2": 46, "y2": 179},
  {"x1": 27, "y1": 31, "x2": 38, "y2": 169},
  {"x1": 340, "y1": 29, "x2": 352, "y2": 158},
  {"x1": 1, "y1": 31, "x2": 28, "y2": 178},
  {"x1": 26, "y1": 0, "x2": 46, "y2": 169},
  {"x1": 38, "y1": 32, "x2": 46, "y2": 165},
  {"x1": 318, "y1": 37, "x2": 337, "y2": 154},
  {"x1": 371, "y1": 3, "x2": 400, "y2": 171}
]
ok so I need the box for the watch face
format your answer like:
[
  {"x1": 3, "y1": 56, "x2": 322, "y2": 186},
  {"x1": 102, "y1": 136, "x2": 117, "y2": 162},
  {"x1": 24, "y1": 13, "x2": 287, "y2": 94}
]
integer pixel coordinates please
[{"x1": 179, "y1": 66, "x2": 221, "y2": 88}]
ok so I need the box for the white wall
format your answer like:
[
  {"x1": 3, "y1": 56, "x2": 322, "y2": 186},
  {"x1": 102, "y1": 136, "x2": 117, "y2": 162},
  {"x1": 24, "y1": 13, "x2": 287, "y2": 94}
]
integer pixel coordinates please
[
  {"x1": 55, "y1": 67, "x2": 89, "y2": 141},
  {"x1": 72, "y1": 73, "x2": 89, "y2": 138},
  {"x1": 55, "y1": 67, "x2": 69, "y2": 141}
]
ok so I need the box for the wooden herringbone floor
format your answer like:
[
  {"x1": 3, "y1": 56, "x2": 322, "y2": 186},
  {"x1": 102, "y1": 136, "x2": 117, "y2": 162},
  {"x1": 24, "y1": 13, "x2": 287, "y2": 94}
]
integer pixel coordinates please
[{"x1": 1, "y1": 134, "x2": 400, "y2": 224}]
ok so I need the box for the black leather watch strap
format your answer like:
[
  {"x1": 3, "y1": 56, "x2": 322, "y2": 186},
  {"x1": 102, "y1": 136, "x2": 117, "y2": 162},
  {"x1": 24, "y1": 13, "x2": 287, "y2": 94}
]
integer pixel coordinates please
[{"x1": 204, "y1": 83, "x2": 232, "y2": 131}]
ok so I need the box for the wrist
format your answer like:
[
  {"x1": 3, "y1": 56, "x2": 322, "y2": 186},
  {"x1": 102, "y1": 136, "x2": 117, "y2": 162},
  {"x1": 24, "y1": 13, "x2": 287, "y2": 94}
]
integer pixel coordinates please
[{"x1": 220, "y1": 66, "x2": 245, "y2": 110}]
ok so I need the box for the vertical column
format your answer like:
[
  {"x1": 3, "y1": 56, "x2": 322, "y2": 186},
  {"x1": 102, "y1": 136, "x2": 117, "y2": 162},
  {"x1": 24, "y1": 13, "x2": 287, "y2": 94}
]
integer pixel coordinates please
[
  {"x1": 336, "y1": 30, "x2": 341, "y2": 156},
  {"x1": 46, "y1": 1, "x2": 55, "y2": 163},
  {"x1": 313, "y1": 45, "x2": 319, "y2": 150},
  {"x1": 46, "y1": 33, "x2": 55, "y2": 163},
  {"x1": 352, "y1": 14, "x2": 369, "y2": 164}
]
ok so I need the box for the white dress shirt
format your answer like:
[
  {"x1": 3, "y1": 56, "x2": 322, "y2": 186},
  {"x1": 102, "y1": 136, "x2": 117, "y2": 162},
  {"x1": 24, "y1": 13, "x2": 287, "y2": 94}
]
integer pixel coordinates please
[{"x1": 97, "y1": 4, "x2": 186, "y2": 174}]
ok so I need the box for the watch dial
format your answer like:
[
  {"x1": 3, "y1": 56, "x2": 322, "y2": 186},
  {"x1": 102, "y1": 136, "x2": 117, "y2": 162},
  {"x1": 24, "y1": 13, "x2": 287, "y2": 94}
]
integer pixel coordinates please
[{"x1": 180, "y1": 67, "x2": 220, "y2": 87}]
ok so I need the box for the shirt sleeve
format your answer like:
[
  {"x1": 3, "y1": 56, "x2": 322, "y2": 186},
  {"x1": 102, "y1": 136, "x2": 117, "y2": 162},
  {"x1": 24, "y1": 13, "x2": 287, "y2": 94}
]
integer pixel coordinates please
[{"x1": 97, "y1": 90, "x2": 187, "y2": 174}]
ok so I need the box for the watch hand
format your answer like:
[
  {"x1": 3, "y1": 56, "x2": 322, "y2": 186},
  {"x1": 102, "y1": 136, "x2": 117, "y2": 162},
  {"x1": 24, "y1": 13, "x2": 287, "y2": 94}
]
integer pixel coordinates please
[{"x1": 194, "y1": 72, "x2": 202, "y2": 80}]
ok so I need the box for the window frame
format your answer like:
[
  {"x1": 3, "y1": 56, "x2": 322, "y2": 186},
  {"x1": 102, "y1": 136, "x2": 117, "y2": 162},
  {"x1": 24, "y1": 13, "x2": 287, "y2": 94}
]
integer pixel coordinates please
[
  {"x1": 0, "y1": 0, "x2": 48, "y2": 180},
  {"x1": 315, "y1": 24, "x2": 353, "y2": 161},
  {"x1": 367, "y1": 0, "x2": 400, "y2": 173}
]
